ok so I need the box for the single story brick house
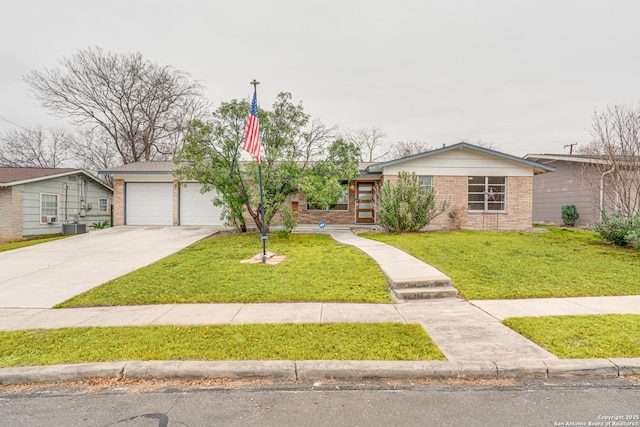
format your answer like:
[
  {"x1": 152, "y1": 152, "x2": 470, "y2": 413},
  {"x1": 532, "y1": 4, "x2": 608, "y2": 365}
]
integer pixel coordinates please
[
  {"x1": 294, "y1": 142, "x2": 554, "y2": 230},
  {"x1": 102, "y1": 143, "x2": 554, "y2": 231},
  {"x1": 0, "y1": 167, "x2": 113, "y2": 239}
]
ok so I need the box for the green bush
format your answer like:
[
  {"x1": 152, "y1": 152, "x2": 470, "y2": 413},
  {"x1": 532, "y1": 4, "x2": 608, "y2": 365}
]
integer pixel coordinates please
[
  {"x1": 591, "y1": 211, "x2": 640, "y2": 247},
  {"x1": 377, "y1": 171, "x2": 448, "y2": 233},
  {"x1": 561, "y1": 204, "x2": 579, "y2": 227},
  {"x1": 279, "y1": 205, "x2": 299, "y2": 233},
  {"x1": 90, "y1": 221, "x2": 110, "y2": 230}
]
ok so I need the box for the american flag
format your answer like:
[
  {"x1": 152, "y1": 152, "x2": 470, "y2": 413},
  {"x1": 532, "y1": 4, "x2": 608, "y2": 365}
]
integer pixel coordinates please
[{"x1": 243, "y1": 91, "x2": 261, "y2": 164}]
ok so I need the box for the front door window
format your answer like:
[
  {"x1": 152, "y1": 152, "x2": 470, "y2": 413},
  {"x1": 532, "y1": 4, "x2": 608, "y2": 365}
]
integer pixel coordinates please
[{"x1": 356, "y1": 182, "x2": 376, "y2": 223}]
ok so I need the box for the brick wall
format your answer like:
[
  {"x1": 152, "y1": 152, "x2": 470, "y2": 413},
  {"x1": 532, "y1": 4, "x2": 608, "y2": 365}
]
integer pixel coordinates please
[
  {"x1": 0, "y1": 188, "x2": 23, "y2": 239},
  {"x1": 172, "y1": 179, "x2": 179, "y2": 226},
  {"x1": 428, "y1": 176, "x2": 533, "y2": 230},
  {"x1": 294, "y1": 188, "x2": 356, "y2": 225},
  {"x1": 113, "y1": 179, "x2": 125, "y2": 226}
]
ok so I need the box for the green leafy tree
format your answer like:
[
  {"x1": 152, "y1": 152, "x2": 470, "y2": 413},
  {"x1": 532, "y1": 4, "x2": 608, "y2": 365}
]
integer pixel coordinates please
[
  {"x1": 174, "y1": 92, "x2": 360, "y2": 232},
  {"x1": 377, "y1": 171, "x2": 448, "y2": 233}
]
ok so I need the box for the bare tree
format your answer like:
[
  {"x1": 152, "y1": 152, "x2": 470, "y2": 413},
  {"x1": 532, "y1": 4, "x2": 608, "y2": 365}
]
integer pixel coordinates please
[
  {"x1": 25, "y1": 47, "x2": 207, "y2": 164},
  {"x1": 0, "y1": 127, "x2": 73, "y2": 168},
  {"x1": 389, "y1": 140, "x2": 432, "y2": 159},
  {"x1": 346, "y1": 127, "x2": 389, "y2": 162},
  {"x1": 68, "y1": 128, "x2": 122, "y2": 185},
  {"x1": 301, "y1": 119, "x2": 339, "y2": 162},
  {"x1": 578, "y1": 105, "x2": 640, "y2": 217}
]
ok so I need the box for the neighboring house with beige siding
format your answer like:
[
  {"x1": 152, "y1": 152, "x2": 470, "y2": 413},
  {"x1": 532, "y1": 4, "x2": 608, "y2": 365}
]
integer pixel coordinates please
[
  {"x1": 0, "y1": 168, "x2": 113, "y2": 239},
  {"x1": 524, "y1": 154, "x2": 629, "y2": 227}
]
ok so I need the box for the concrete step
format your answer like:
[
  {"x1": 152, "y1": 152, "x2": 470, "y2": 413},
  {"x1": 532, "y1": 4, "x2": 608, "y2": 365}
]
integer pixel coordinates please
[
  {"x1": 391, "y1": 278, "x2": 453, "y2": 289},
  {"x1": 393, "y1": 286, "x2": 459, "y2": 301}
]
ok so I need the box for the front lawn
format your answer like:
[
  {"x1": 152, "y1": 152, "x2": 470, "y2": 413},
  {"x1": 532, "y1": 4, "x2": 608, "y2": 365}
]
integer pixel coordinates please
[
  {"x1": 0, "y1": 323, "x2": 443, "y2": 367},
  {"x1": 504, "y1": 314, "x2": 640, "y2": 359},
  {"x1": 0, "y1": 235, "x2": 67, "y2": 253},
  {"x1": 57, "y1": 233, "x2": 391, "y2": 307},
  {"x1": 364, "y1": 227, "x2": 640, "y2": 299}
]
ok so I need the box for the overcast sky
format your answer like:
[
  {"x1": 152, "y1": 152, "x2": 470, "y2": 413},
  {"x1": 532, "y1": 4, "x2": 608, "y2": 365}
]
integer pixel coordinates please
[{"x1": 2, "y1": 0, "x2": 640, "y2": 157}]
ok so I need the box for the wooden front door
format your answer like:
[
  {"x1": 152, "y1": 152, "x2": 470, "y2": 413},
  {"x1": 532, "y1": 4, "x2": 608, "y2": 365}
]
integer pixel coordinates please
[{"x1": 355, "y1": 182, "x2": 376, "y2": 223}]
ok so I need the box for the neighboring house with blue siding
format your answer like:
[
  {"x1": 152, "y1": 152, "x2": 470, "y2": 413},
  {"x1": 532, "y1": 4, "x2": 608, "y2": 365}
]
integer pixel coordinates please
[{"x1": 0, "y1": 168, "x2": 113, "y2": 239}]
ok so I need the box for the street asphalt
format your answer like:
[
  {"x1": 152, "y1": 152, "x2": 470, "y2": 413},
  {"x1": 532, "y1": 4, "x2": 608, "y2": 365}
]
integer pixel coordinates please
[{"x1": 0, "y1": 227, "x2": 639, "y2": 384}]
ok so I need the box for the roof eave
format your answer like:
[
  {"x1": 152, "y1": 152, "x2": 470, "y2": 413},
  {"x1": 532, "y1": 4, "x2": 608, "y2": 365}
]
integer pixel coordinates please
[
  {"x1": 1, "y1": 169, "x2": 112, "y2": 191},
  {"x1": 366, "y1": 142, "x2": 555, "y2": 173}
]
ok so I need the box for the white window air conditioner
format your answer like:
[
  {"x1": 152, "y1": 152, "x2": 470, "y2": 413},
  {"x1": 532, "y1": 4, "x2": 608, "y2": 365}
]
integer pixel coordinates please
[{"x1": 46, "y1": 216, "x2": 57, "y2": 224}]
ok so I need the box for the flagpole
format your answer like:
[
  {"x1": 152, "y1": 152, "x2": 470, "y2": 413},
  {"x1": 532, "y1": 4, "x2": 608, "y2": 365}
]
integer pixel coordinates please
[{"x1": 250, "y1": 79, "x2": 268, "y2": 264}]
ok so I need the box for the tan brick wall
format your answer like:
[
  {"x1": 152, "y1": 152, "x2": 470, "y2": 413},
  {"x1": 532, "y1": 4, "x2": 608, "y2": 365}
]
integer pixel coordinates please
[
  {"x1": 113, "y1": 179, "x2": 125, "y2": 226},
  {"x1": 0, "y1": 188, "x2": 24, "y2": 239},
  {"x1": 295, "y1": 187, "x2": 357, "y2": 225},
  {"x1": 428, "y1": 176, "x2": 533, "y2": 230},
  {"x1": 172, "y1": 179, "x2": 179, "y2": 226}
]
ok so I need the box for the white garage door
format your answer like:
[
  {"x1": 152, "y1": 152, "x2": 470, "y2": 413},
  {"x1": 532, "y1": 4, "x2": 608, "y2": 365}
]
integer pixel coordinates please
[
  {"x1": 179, "y1": 183, "x2": 224, "y2": 225},
  {"x1": 125, "y1": 183, "x2": 173, "y2": 225}
]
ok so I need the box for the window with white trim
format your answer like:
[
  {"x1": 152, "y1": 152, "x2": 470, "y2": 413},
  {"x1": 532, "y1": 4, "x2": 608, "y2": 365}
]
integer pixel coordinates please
[
  {"x1": 418, "y1": 175, "x2": 433, "y2": 191},
  {"x1": 306, "y1": 186, "x2": 349, "y2": 211},
  {"x1": 98, "y1": 198, "x2": 109, "y2": 214},
  {"x1": 40, "y1": 193, "x2": 59, "y2": 223},
  {"x1": 468, "y1": 176, "x2": 506, "y2": 211}
]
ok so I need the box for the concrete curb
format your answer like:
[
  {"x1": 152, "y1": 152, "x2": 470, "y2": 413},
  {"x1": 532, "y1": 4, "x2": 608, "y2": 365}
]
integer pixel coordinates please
[{"x1": 1, "y1": 358, "x2": 639, "y2": 385}]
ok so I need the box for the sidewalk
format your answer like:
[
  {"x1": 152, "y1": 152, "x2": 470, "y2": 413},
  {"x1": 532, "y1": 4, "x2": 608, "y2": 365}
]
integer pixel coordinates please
[{"x1": 1, "y1": 229, "x2": 640, "y2": 384}]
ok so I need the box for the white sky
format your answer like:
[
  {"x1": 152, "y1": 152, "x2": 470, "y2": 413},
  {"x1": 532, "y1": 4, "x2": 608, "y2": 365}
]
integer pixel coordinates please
[{"x1": 1, "y1": 0, "x2": 640, "y2": 157}]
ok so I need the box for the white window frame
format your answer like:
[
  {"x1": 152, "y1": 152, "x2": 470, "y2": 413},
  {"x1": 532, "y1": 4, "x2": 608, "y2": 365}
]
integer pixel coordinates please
[
  {"x1": 98, "y1": 197, "x2": 109, "y2": 214},
  {"x1": 40, "y1": 193, "x2": 59, "y2": 224},
  {"x1": 418, "y1": 175, "x2": 433, "y2": 191},
  {"x1": 468, "y1": 176, "x2": 506, "y2": 211}
]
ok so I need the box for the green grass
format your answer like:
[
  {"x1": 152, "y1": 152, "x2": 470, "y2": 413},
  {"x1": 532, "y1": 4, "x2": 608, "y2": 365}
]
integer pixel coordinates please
[
  {"x1": 57, "y1": 233, "x2": 391, "y2": 307},
  {"x1": 0, "y1": 235, "x2": 67, "y2": 252},
  {"x1": 0, "y1": 323, "x2": 444, "y2": 367},
  {"x1": 504, "y1": 314, "x2": 640, "y2": 359},
  {"x1": 364, "y1": 227, "x2": 640, "y2": 299}
]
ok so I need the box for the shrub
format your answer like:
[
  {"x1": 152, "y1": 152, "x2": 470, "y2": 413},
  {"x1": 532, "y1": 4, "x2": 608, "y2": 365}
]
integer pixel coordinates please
[
  {"x1": 279, "y1": 205, "x2": 299, "y2": 233},
  {"x1": 591, "y1": 211, "x2": 640, "y2": 247},
  {"x1": 377, "y1": 171, "x2": 448, "y2": 233},
  {"x1": 90, "y1": 221, "x2": 110, "y2": 230},
  {"x1": 447, "y1": 207, "x2": 463, "y2": 230},
  {"x1": 561, "y1": 204, "x2": 579, "y2": 227}
]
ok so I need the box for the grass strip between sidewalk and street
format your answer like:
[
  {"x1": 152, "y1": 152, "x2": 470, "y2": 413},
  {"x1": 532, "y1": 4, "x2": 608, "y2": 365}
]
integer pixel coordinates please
[
  {"x1": 364, "y1": 227, "x2": 640, "y2": 300},
  {"x1": 56, "y1": 233, "x2": 391, "y2": 307},
  {"x1": 0, "y1": 323, "x2": 444, "y2": 368},
  {"x1": 503, "y1": 314, "x2": 640, "y2": 359},
  {"x1": 0, "y1": 235, "x2": 67, "y2": 253}
]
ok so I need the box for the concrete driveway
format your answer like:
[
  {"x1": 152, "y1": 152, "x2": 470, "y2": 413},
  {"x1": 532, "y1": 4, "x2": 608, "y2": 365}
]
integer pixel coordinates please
[{"x1": 0, "y1": 226, "x2": 219, "y2": 309}]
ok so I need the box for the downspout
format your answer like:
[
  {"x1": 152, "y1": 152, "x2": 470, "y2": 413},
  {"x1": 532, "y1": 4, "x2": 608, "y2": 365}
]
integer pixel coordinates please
[
  {"x1": 599, "y1": 165, "x2": 616, "y2": 219},
  {"x1": 63, "y1": 183, "x2": 68, "y2": 223}
]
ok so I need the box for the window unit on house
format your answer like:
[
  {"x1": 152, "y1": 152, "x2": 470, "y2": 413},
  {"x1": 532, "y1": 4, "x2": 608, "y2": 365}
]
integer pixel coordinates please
[
  {"x1": 468, "y1": 176, "x2": 506, "y2": 211},
  {"x1": 40, "y1": 193, "x2": 59, "y2": 223},
  {"x1": 418, "y1": 175, "x2": 433, "y2": 191},
  {"x1": 306, "y1": 186, "x2": 349, "y2": 211},
  {"x1": 98, "y1": 197, "x2": 109, "y2": 214}
]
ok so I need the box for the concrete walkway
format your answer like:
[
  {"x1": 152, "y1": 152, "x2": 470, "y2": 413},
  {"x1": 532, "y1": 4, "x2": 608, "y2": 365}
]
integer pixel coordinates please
[
  {"x1": 471, "y1": 296, "x2": 640, "y2": 320},
  {"x1": 330, "y1": 232, "x2": 452, "y2": 287}
]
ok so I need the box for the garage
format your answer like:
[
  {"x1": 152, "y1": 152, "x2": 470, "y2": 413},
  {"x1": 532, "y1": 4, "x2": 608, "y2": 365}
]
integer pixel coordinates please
[
  {"x1": 125, "y1": 182, "x2": 173, "y2": 225},
  {"x1": 179, "y1": 183, "x2": 224, "y2": 226}
]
